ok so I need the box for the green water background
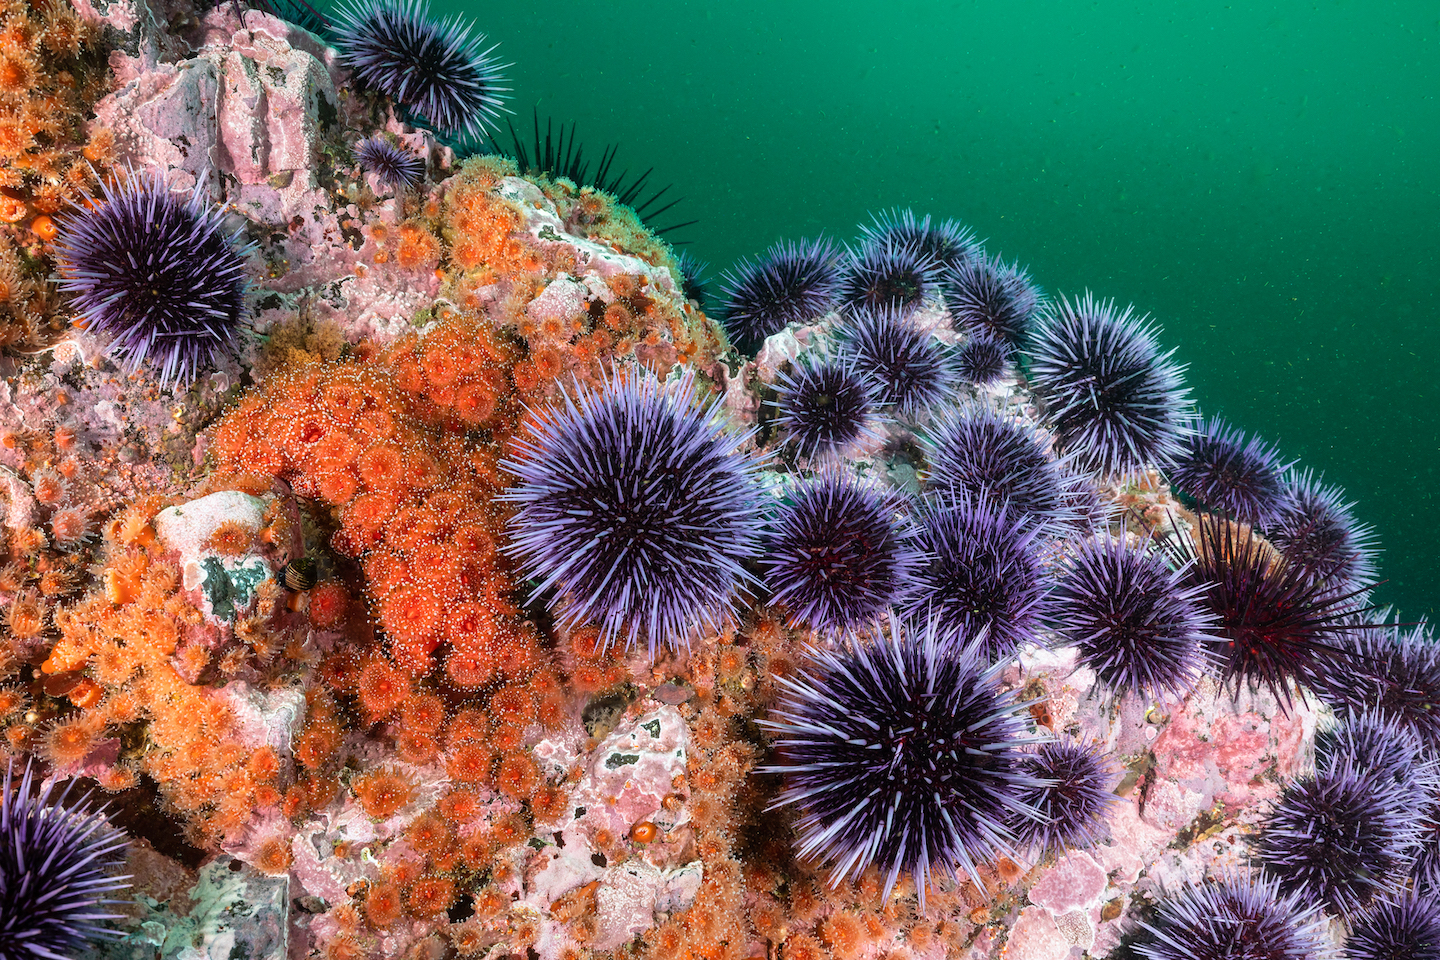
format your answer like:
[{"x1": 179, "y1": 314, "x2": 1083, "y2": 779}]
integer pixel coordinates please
[{"x1": 438, "y1": 0, "x2": 1438, "y2": 619}]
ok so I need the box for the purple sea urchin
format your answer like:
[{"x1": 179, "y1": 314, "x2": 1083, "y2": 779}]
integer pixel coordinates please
[
  {"x1": 957, "y1": 333, "x2": 1010, "y2": 387},
  {"x1": 355, "y1": 135, "x2": 426, "y2": 190},
  {"x1": 1255, "y1": 760, "x2": 1421, "y2": 917},
  {"x1": 55, "y1": 168, "x2": 252, "y2": 388},
  {"x1": 0, "y1": 759, "x2": 131, "y2": 960},
  {"x1": 857, "y1": 208, "x2": 979, "y2": 274},
  {"x1": 760, "y1": 472, "x2": 919, "y2": 636},
  {"x1": 1330, "y1": 622, "x2": 1440, "y2": 752},
  {"x1": 1167, "y1": 416, "x2": 1292, "y2": 527},
  {"x1": 500, "y1": 368, "x2": 765, "y2": 653},
  {"x1": 1314, "y1": 710, "x2": 1438, "y2": 791},
  {"x1": 759, "y1": 615, "x2": 1044, "y2": 903},
  {"x1": 1011, "y1": 740, "x2": 1119, "y2": 857},
  {"x1": 1268, "y1": 468, "x2": 1379, "y2": 589},
  {"x1": 771, "y1": 358, "x2": 878, "y2": 461},
  {"x1": 1027, "y1": 291, "x2": 1193, "y2": 479},
  {"x1": 1133, "y1": 873, "x2": 1331, "y2": 960},
  {"x1": 672, "y1": 250, "x2": 710, "y2": 308},
  {"x1": 332, "y1": 0, "x2": 508, "y2": 139},
  {"x1": 718, "y1": 237, "x2": 842, "y2": 354},
  {"x1": 836, "y1": 306, "x2": 957, "y2": 418},
  {"x1": 1347, "y1": 895, "x2": 1440, "y2": 960},
  {"x1": 1051, "y1": 534, "x2": 1213, "y2": 700},
  {"x1": 944, "y1": 253, "x2": 1042, "y2": 350},
  {"x1": 838, "y1": 236, "x2": 942, "y2": 315},
  {"x1": 900, "y1": 494, "x2": 1051, "y2": 661}
]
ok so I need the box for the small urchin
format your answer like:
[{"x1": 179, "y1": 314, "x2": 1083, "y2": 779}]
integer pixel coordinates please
[
  {"x1": 355, "y1": 135, "x2": 426, "y2": 190},
  {"x1": 771, "y1": 357, "x2": 879, "y2": 461},
  {"x1": 1166, "y1": 416, "x2": 1292, "y2": 527},
  {"x1": 1267, "y1": 467, "x2": 1379, "y2": 589},
  {"x1": 1027, "y1": 291, "x2": 1194, "y2": 479},
  {"x1": 1011, "y1": 740, "x2": 1120, "y2": 857},
  {"x1": 857, "y1": 208, "x2": 979, "y2": 274},
  {"x1": 56, "y1": 168, "x2": 253, "y2": 388},
  {"x1": 718, "y1": 237, "x2": 843, "y2": 354},
  {"x1": 500, "y1": 367, "x2": 766, "y2": 653},
  {"x1": 0, "y1": 759, "x2": 131, "y2": 960},
  {"x1": 760, "y1": 471, "x2": 920, "y2": 636},
  {"x1": 944, "y1": 252, "x2": 1042, "y2": 350},
  {"x1": 1255, "y1": 759, "x2": 1421, "y2": 917},
  {"x1": 759, "y1": 614, "x2": 1045, "y2": 905},
  {"x1": 672, "y1": 251, "x2": 711, "y2": 308},
  {"x1": 1347, "y1": 895, "x2": 1440, "y2": 960},
  {"x1": 837, "y1": 236, "x2": 942, "y2": 315},
  {"x1": 836, "y1": 305, "x2": 957, "y2": 418},
  {"x1": 1132, "y1": 872, "x2": 1332, "y2": 960},
  {"x1": 957, "y1": 333, "x2": 1010, "y2": 387},
  {"x1": 1050, "y1": 534, "x2": 1214, "y2": 701},
  {"x1": 332, "y1": 0, "x2": 508, "y2": 140}
]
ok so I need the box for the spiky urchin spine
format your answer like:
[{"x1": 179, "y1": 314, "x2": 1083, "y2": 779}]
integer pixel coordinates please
[
  {"x1": 500, "y1": 368, "x2": 766, "y2": 653},
  {"x1": 718, "y1": 237, "x2": 842, "y2": 354},
  {"x1": 0, "y1": 760, "x2": 131, "y2": 960},
  {"x1": 838, "y1": 236, "x2": 943, "y2": 315},
  {"x1": 55, "y1": 168, "x2": 252, "y2": 388},
  {"x1": 760, "y1": 471, "x2": 920, "y2": 636},
  {"x1": 836, "y1": 305, "x2": 957, "y2": 418},
  {"x1": 1167, "y1": 416, "x2": 1292, "y2": 527},
  {"x1": 1330, "y1": 622, "x2": 1440, "y2": 752},
  {"x1": 957, "y1": 333, "x2": 1010, "y2": 387},
  {"x1": 1268, "y1": 467, "x2": 1379, "y2": 590},
  {"x1": 771, "y1": 357, "x2": 879, "y2": 461},
  {"x1": 355, "y1": 135, "x2": 426, "y2": 190},
  {"x1": 1050, "y1": 534, "x2": 1214, "y2": 700},
  {"x1": 1347, "y1": 895, "x2": 1440, "y2": 960},
  {"x1": 943, "y1": 252, "x2": 1042, "y2": 350},
  {"x1": 1132, "y1": 872, "x2": 1334, "y2": 960},
  {"x1": 1255, "y1": 759, "x2": 1422, "y2": 918},
  {"x1": 759, "y1": 614, "x2": 1045, "y2": 905},
  {"x1": 857, "y1": 208, "x2": 979, "y2": 274},
  {"x1": 332, "y1": 0, "x2": 508, "y2": 140},
  {"x1": 1011, "y1": 740, "x2": 1119, "y2": 857},
  {"x1": 1314, "y1": 709, "x2": 1439, "y2": 791},
  {"x1": 1027, "y1": 291, "x2": 1194, "y2": 479}
]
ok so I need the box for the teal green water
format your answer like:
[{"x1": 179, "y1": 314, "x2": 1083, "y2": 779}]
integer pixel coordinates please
[{"x1": 448, "y1": 1, "x2": 1439, "y2": 619}]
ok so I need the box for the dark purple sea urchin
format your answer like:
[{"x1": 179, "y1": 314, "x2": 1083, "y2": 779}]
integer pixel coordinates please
[
  {"x1": 1011, "y1": 740, "x2": 1119, "y2": 857},
  {"x1": 56, "y1": 169, "x2": 252, "y2": 388},
  {"x1": 500, "y1": 368, "x2": 765, "y2": 653},
  {"x1": 332, "y1": 0, "x2": 508, "y2": 139},
  {"x1": 1268, "y1": 467, "x2": 1379, "y2": 589},
  {"x1": 836, "y1": 306, "x2": 957, "y2": 418},
  {"x1": 0, "y1": 760, "x2": 131, "y2": 960},
  {"x1": 1051, "y1": 534, "x2": 1214, "y2": 700},
  {"x1": 857, "y1": 208, "x2": 979, "y2": 275},
  {"x1": 944, "y1": 252, "x2": 1042, "y2": 351},
  {"x1": 1329, "y1": 622, "x2": 1440, "y2": 752},
  {"x1": 771, "y1": 357, "x2": 878, "y2": 461},
  {"x1": 838, "y1": 236, "x2": 943, "y2": 315},
  {"x1": 1167, "y1": 416, "x2": 1292, "y2": 527},
  {"x1": 355, "y1": 135, "x2": 427, "y2": 190},
  {"x1": 718, "y1": 237, "x2": 842, "y2": 354},
  {"x1": 1027, "y1": 292, "x2": 1193, "y2": 479},
  {"x1": 1133, "y1": 873, "x2": 1330, "y2": 960},
  {"x1": 760, "y1": 615, "x2": 1044, "y2": 904},
  {"x1": 1347, "y1": 895, "x2": 1440, "y2": 960},
  {"x1": 957, "y1": 333, "x2": 1010, "y2": 387},
  {"x1": 761, "y1": 471, "x2": 919, "y2": 636}
]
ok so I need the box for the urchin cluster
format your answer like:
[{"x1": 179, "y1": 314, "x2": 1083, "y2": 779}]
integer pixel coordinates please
[
  {"x1": 332, "y1": 0, "x2": 508, "y2": 139},
  {"x1": 1011, "y1": 740, "x2": 1118, "y2": 857},
  {"x1": 1347, "y1": 895, "x2": 1440, "y2": 960},
  {"x1": 1255, "y1": 758, "x2": 1421, "y2": 917},
  {"x1": 761, "y1": 472, "x2": 919, "y2": 636},
  {"x1": 718, "y1": 237, "x2": 842, "y2": 354},
  {"x1": 1167, "y1": 416, "x2": 1292, "y2": 527},
  {"x1": 957, "y1": 333, "x2": 1010, "y2": 387},
  {"x1": 355, "y1": 135, "x2": 426, "y2": 190},
  {"x1": 0, "y1": 760, "x2": 131, "y2": 960},
  {"x1": 1267, "y1": 468, "x2": 1379, "y2": 589},
  {"x1": 1132, "y1": 873, "x2": 1331, "y2": 960},
  {"x1": 858, "y1": 208, "x2": 979, "y2": 274},
  {"x1": 760, "y1": 616, "x2": 1044, "y2": 903},
  {"x1": 501, "y1": 368, "x2": 765, "y2": 653},
  {"x1": 1050, "y1": 534, "x2": 1214, "y2": 700},
  {"x1": 836, "y1": 306, "x2": 957, "y2": 418},
  {"x1": 1027, "y1": 291, "x2": 1193, "y2": 479},
  {"x1": 772, "y1": 358, "x2": 878, "y2": 461},
  {"x1": 56, "y1": 168, "x2": 253, "y2": 388},
  {"x1": 944, "y1": 253, "x2": 1042, "y2": 350},
  {"x1": 838, "y1": 236, "x2": 942, "y2": 315},
  {"x1": 900, "y1": 495, "x2": 1051, "y2": 662}
]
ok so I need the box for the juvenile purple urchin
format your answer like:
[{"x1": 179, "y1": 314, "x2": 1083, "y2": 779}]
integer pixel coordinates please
[
  {"x1": 920, "y1": 400, "x2": 1093, "y2": 531},
  {"x1": 857, "y1": 208, "x2": 980, "y2": 274},
  {"x1": 355, "y1": 135, "x2": 426, "y2": 190},
  {"x1": 899, "y1": 494, "x2": 1051, "y2": 662},
  {"x1": 1164, "y1": 512, "x2": 1373, "y2": 709},
  {"x1": 836, "y1": 305, "x2": 957, "y2": 418},
  {"x1": 1167, "y1": 416, "x2": 1292, "y2": 527},
  {"x1": 1267, "y1": 468, "x2": 1379, "y2": 589},
  {"x1": 957, "y1": 333, "x2": 1009, "y2": 387},
  {"x1": 1051, "y1": 534, "x2": 1214, "y2": 700},
  {"x1": 1255, "y1": 759, "x2": 1422, "y2": 918},
  {"x1": 771, "y1": 357, "x2": 879, "y2": 461},
  {"x1": 672, "y1": 250, "x2": 711, "y2": 308},
  {"x1": 758, "y1": 615, "x2": 1045, "y2": 905},
  {"x1": 1329, "y1": 622, "x2": 1440, "y2": 752},
  {"x1": 1132, "y1": 873, "x2": 1331, "y2": 960},
  {"x1": 760, "y1": 471, "x2": 920, "y2": 636},
  {"x1": 56, "y1": 168, "x2": 252, "y2": 388},
  {"x1": 837, "y1": 236, "x2": 943, "y2": 315},
  {"x1": 0, "y1": 759, "x2": 131, "y2": 960},
  {"x1": 944, "y1": 252, "x2": 1042, "y2": 351},
  {"x1": 1027, "y1": 291, "x2": 1194, "y2": 479},
  {"x1": 332, "y1": 0, "x2": 508, "y2": 139},
  {"x1": 1011, "y1": 740, "x2": 1119, "y2": 857},
  {"x1": 1348, "y1": 895, "x2": 1440, "y2": 960},
  {"x1": 718, "y1": 237, "x2": 843, "y2": 354},
  {"x1": 500, "y1": 368, "x2": 766, "y2": 653}
]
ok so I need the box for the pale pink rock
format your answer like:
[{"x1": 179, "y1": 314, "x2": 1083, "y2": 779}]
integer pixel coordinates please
[
  {"x1": 1095, "y1": 801, "x2": 1169, "y2": 884},
  {"x1": 1143, "y1": 778, "x2": 1209, "y2": 833},
  {"x1": 1006, "y1": 905, "x2": 1074, "y2": 960},
  {"x1": 1028, "y1": 852, "x2": 1108, "y2": 914}
]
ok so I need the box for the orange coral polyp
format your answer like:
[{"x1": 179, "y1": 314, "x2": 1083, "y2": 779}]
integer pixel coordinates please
[
  {"x1": 379, "y1": 587, "x2": 440, "y2": 646},
  {"x1": 354, "y1": 768, "x2": 414, "y2": 820},
  {"x1": 307, "y1": 582, "x2": 350, "y2": 630},
  {"x1": 356, "y1": 445, "x2": 405, "y2": 492},
  {"x1": 357, "y1": 658, "x2": 410, "y2": 718}
]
